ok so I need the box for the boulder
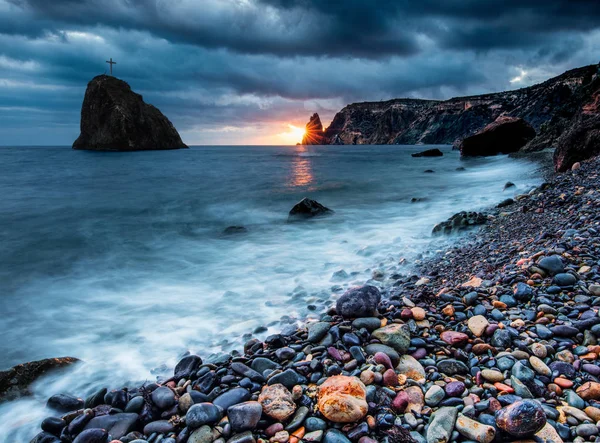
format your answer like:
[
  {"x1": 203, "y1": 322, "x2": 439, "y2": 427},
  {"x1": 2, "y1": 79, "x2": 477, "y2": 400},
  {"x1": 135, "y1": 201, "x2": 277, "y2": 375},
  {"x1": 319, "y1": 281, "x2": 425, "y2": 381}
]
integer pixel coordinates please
[
  {"x1": 336, "y1": 285, "x2": 381, "y2": 318},
  {"x1": 73, "y1": 75, "x2": 188, "y2": 151},
  {"x1": 411, "y1": 148, "x2": 443, "y2": 157},
  {"x1": 432, "y1": 211, "x2": 487, "y2": 235},
  {"x1": 459, "y1": 116, "x2": 535, "y2": 157},
  {"x1": 0, "y1": 357, "x2": 79, "y2": 402},
  {"x1": 288, "y1": 198, "x2": 333, "y2": 220},
  {"x1": 302, "y1": 113, "x2": 324, "y2": 145},
  {"x1": 317, "y1": 376, "x2": 368, "y2": 423}
]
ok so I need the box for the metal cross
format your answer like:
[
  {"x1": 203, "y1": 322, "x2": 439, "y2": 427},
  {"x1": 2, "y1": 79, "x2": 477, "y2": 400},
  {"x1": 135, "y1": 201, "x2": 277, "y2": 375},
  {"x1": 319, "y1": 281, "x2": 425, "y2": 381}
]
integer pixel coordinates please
[{"x1": 106, "y1": 58, "x2": 117, "y2": 75}]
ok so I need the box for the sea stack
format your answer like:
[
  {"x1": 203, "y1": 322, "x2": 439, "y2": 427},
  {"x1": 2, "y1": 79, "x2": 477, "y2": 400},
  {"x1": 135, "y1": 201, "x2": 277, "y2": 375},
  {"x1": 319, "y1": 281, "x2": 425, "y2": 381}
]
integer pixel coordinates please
[
  {"x1": 73, "y1": 75, "x2": 188, "y2": 151},
  {"x1": 302, "y1": 113, "x2": 324, "y2": 145}
]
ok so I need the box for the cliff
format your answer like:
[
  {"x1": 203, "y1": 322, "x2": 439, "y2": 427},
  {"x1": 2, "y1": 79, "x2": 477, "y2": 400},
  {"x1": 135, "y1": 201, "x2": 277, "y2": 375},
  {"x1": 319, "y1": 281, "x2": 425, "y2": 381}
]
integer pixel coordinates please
[
  {"x1": 315, "y1": 64, "x2": 599, "y2": 149},
  {"x1": 73, "y1": 75, "x2": 188, "y2": 151}
]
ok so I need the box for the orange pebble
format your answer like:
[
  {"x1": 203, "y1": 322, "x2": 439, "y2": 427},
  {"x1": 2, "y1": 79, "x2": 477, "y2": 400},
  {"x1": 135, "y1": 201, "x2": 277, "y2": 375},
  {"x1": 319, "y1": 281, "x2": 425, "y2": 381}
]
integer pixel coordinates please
[
  {"x1": 493, "y1": 301, "x2": 507, "y2": 309},
  {"x1": 494, "y1": 382, "x2": 514, "y2": 393},
  {"x1": 554, "y1": 378, "x2": 573, "y2": 389}
]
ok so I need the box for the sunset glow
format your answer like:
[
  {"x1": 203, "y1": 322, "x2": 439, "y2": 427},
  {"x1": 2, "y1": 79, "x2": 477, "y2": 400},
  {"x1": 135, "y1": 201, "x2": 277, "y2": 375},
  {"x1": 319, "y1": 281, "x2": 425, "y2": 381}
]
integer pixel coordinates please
[{"x1": 277, "y1": 124, "x2": 306, "y2": 145}]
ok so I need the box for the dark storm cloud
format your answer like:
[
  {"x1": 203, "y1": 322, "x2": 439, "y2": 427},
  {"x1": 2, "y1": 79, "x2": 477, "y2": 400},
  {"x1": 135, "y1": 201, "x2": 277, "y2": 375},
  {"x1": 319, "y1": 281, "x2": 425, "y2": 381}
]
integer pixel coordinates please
[{"x1": 1, "y1": 0, "x2": 600, "y2": 144}]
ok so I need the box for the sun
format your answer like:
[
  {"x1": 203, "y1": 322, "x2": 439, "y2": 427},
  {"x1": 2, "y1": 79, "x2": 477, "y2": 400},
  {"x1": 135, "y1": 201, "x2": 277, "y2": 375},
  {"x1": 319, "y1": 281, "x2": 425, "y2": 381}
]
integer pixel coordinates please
[{"x1": 277, "y1": 124, "x2": 306, "y2": 145}]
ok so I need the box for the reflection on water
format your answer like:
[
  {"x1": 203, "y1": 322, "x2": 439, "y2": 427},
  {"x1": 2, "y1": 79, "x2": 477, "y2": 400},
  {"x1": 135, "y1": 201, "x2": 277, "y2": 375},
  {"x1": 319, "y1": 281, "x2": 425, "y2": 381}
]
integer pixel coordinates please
[{"x1": 288, "y1": 146, "x2": 314, "y2": 188}]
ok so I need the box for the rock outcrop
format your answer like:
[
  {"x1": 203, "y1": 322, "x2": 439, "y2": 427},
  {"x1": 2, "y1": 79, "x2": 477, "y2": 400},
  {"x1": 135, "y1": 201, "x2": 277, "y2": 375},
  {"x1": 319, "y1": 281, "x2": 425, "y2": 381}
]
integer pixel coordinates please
[
  {"x1": 288, "y1": 198, "x2": 333, "y2": 220},
  {"x1": 459, "y1": 116, "x2": 536, "y2": 156},
  {"x1": 0, "y1": 357, "x2": 79, "y2": 402},
  {"x1": 553, "y1": 73, "x2": 600, "y2": 171},
  {"x1": 316, "y1": 64, "x2": 598, "y2": 150},
  {"x1": 73, "y1": 75, "x2": 188, "y2": 151},
  {"x1": 302, "y1": 113, "x2": 325, "y2": 145}
]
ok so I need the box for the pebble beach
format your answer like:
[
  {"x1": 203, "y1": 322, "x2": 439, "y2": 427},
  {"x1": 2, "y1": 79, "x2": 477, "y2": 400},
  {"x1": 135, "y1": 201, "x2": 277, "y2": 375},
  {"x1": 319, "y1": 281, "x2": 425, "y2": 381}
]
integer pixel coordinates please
[{"x1": 29, "y1": 154, "x2": 600, "y2": 443}]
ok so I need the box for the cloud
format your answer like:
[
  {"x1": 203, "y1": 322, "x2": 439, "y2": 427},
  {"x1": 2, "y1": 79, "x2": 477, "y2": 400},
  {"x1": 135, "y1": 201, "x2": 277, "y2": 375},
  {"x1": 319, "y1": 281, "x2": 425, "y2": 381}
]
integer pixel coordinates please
[{"x1": 0, "y1": 0, "x2": 600, "y2": 145}]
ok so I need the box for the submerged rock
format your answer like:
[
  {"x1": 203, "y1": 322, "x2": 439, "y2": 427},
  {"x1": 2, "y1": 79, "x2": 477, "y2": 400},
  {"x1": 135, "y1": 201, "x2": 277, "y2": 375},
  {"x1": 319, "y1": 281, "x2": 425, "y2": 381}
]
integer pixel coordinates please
[
  {"x1": 288, "y1": 198, "x2": 333, "y2": 220},
  {"x1": 459, "y1": 116, "x2": 535, "y2": 156},
  {"x1": 432, "y1": 211, "x2": 487, "y2": 235},
  {"x1": 411, "y1": 148, "x2": 443, "y2": 157},
  {"x1": 0, "y1": 357, "x2": 79, "y2": 402},
  {"x1": 73, "y1": 75, "x2": 188, "y2": 151}
]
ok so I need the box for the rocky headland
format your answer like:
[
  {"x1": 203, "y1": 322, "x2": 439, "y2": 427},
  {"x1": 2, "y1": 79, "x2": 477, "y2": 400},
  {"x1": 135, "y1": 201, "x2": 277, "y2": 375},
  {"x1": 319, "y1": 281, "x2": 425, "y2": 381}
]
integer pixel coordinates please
[
  {"x1": 303, "y1": 63, "x2": 600, "y2": 171},
  {"x1": 26, "y1": 154, "x2": 600, "y2": 443},
  {"x1": 73, "y1": 75, "x2": 188, "y2": 151}
]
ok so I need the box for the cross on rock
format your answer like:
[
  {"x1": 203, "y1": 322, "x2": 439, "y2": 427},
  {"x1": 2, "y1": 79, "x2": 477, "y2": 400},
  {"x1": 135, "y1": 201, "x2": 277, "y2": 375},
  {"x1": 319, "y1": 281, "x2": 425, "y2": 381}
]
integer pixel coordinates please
[{"x1": 106, "y1": 58, "x2": 116, "y2": 76}]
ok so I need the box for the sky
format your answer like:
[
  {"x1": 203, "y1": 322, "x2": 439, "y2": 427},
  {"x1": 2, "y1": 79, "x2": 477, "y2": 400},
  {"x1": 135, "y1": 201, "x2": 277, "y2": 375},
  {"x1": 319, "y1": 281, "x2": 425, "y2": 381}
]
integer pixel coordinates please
[{"x1": 1, "y1": 0, "x2": 600, "y2": 146}]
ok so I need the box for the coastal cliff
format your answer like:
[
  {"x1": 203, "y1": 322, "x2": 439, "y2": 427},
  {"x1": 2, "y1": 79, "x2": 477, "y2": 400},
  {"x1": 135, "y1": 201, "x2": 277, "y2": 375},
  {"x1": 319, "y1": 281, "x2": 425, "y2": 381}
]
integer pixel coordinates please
[
  {"x1": 311, "y1": 64, "x2": 599, "y2": 151},
  {"x1": 73, "y1": 75, "x2": 188, "y2": 151}
]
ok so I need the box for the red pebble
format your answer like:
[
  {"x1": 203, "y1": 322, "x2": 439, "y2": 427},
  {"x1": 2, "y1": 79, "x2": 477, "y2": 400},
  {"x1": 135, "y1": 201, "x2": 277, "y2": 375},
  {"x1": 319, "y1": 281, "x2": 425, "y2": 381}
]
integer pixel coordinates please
[
  {"x1": 391, "y1": 391, "x2": 409, "y2": 412},
  {"x1": 440, "y1": 331, "x2": 469, "y2": 346},
  {"x1": 400, "y1": 308, "x2": 413, "y2": 320},
  {"x1": 383, "y1": 369, "x2": 399, "y2": 387},
  {"x1": 373, "y1": 352, "x2": 393, "y2": 369},
  {"x1": 266, "y1": 423, "x2": 284, "y2": 437}
]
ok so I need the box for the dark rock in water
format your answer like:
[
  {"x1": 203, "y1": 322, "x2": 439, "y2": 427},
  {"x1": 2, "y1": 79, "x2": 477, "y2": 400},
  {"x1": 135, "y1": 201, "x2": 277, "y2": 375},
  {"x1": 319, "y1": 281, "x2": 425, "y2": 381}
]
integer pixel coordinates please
[
  {"x1": 175, "y1": 355, "x2": 202, "y2": 379},
  {"x1": 336, "y1": 285, "x2": 381, "y2": 318},
  {"x1": 223, "y1": 226, "x2": 248, "y2": 235},
  {"x1": 84, "y1": 388, "x2": 107, "y2": 409},
  {"x1": 504, "y1": 181, "x2": 515, "y2": 190},
  {"x1": 73, "y1": 75, "x2": 188, "y2": 151},
  {"x1": 432, "y1": 211, "x2": 487, "y2": 235},
  {"x1": 497, "y1": 198, "x2": 514, "y2": 208},
  {"x1": 30, "y1": 432, "x2": 61, "y2": 443},
  {"x1": 46, "y1": 394, "x2": 84, "y2": 413},
  {"x1": 72, "y1": 429, "x2": 109, "y2": 443},
  {"x1": 186, "y1": 402, "x2": 223, "y2": 429},
  {"x1": 0, "y1": 357, "x2": 79, "y2": 402},
  {"x1": 84, "y1": 413, "x2": 138, "y2": 439},
  {"x1": 423, "y1": 169, "x2": 435, "y2": 173},
  {"x1": 411, "y1": 148, "x2": 443, "y2": 157},
  {"x1": 41, "y1": 417, "x2": 66, "y2": 436},
  {"x1": 227, "y1": 401, "x2": 263, "y2": 432},
  {"x1": 495, "y1": 400, "x2": 546, "y2": 438},
  {"x1": 288, "y1": 198, "x2": 333, "y2": 220},
  {"x1": 302, "y1": 113, "x2": 325, "y2": 145},
  {"x1": 459, "y1": 116, "x2": 535, "y2": 156}
]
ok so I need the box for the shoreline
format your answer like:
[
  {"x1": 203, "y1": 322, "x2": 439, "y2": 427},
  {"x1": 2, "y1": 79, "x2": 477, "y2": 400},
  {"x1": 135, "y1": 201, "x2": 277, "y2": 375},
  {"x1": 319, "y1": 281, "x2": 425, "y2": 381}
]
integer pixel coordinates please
[{"x1": 24, "y1": 153, "x2": 600, "y2": 443}]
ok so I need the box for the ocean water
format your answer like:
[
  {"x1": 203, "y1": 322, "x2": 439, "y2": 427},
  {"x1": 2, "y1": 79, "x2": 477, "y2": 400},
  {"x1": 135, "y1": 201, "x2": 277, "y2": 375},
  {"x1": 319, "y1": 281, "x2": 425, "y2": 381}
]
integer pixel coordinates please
[{"x1": 0, "y1": 145, "x2": 541, "y2": 441}]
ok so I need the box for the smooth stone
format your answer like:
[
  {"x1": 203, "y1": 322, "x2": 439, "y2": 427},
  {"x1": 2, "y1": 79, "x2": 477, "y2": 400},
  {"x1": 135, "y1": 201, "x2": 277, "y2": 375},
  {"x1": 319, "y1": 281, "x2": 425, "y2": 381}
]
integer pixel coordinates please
[
  {"x1": 396, "y1": 355, "x2": 426, "y2": 381},
  {"x1": 84, "y1": 413, "x2": 138, "y2": 439},
  {"x1": 186, "y1": 402, "x2": 223, "y2": 429},
  {"x1": 30, "y1": 433, "x2": 61, "y2": 443},
  {"x1": 468, "y1": 315, "x2": 489, "y2": 337},
  {"x1": 46, "y1": 394, "x2": 84, "y2": 413},
  {"x1": 371, "y1": 324, "x2": 411, "y2": 353},
  {"x1": 41, "y1": 417, "x2": 66, "y2": 436},
  {"x1": 490, "y1": 329, "x2": 512, "y2": 349},
  {"x1": 227, "y1": 401, "x2": 262, "y2": 432},
  {"x1": 213, "y1": 388, "x2": 251, "y2": 410},
  {"x1": 425, "y1": 385, "x2": 445, "y2": 407},
  {"x1": 143, "y1": 420, "x2": 174, "y2": 434},
  {"x1": 538, "y1": 256, "x2": 565, "y2": 276},
  {"x1": 364, "y1": 344, "x2": 400, "y2": 367},
  {"x1": 72, "y1": 429, "x2": 109, "y2": 443},
  {"x1": 258, "y1": 383, "x2": 296, "y2": 421},
  {"x1": 268, "y1": 369, "x2": 302, "y2": 389},
  {"x1": 307, "y1": 322, "x2": 331, "y2": 343},
  {"x1": 305, "y1": 417, "x2": 327, "y2": 432},
  {"x1": 455, "y1": 414, "x2": 495, "y2": 443},
  {"x1": 529, "y1": 356, "x2": 551, "y2": 377},
  {"x1": 226, "y1": 431, "x2": 256, "y2": 443},
  {"x1": 175, "y1": 355, "x2": 203, "y2": 379},
  {"x1": 553, "y1": 273, "x2": 577, "y2": 287},
  {"x1": 480, "y1": 369, "x2": 505, "y2": 383},
  {"x1": 426, "y1": 406, "x2": 458, "y2": 443},
  {"x1": 251, "y1": 358, "x2": 279, "y2": 374},
  {"x1": 495, "y1": 400, "x2": 546, "y2": 438},
  {"x1": 188, "y1": 425, "x2": 214, "y2": 443},
  {"x1": 125, "y1": 395, "x2": 145, "y2": 413},
  {"x1": 577, "y1": 381, "x2": 600, "y2": 400},
  {"x1": 437, "y1": 359, "x2": 469, "y2": 375},
  {"x1": 151, "y1": 386, "x2": 176, "y2": 409},
  {"x1": 351, "y1": 318, "x2": 381, "y2": 331},
  {"x1": 323, "y1": 429, "x2": 351, "y2": 443},
  {"x1": 285, "y1": 405, "x2": 309, "y2": 432}
]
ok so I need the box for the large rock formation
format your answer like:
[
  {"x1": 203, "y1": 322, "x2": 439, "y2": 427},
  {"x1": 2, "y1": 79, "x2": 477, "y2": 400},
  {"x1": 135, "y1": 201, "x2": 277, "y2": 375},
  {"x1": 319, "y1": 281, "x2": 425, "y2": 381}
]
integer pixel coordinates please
[
  {"x1": 302, "y1": 113, "x2": 324, "y2": 145},
  {"x1": 317, "y1": 64, "x2": 598, "y2": 149},
  {"x1": 459, "y1": 116, "x2": 536, "y2": 156},
  {"x1": 553, "y1": 73, "x2": 600, "y2": 171},
  {"x1": 73, "y1": 75, "x2": 188, "y2": 151}
]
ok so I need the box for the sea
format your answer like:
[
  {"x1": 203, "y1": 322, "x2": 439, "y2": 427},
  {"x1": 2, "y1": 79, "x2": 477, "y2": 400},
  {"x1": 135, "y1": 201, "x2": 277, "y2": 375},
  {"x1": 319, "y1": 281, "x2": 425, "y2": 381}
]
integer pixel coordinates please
[{"x1": 0, "y1": 144, "x2": 542, "y2": 441}]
